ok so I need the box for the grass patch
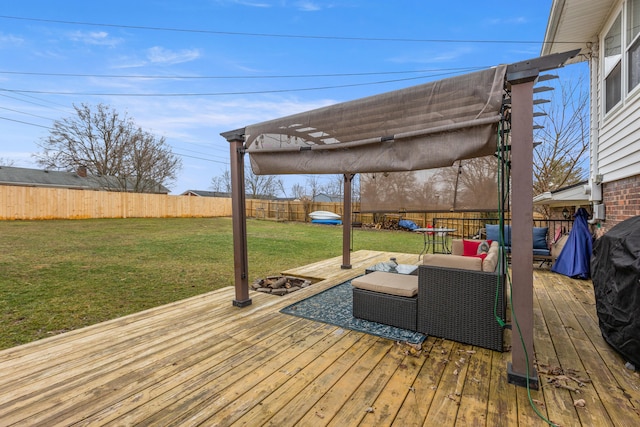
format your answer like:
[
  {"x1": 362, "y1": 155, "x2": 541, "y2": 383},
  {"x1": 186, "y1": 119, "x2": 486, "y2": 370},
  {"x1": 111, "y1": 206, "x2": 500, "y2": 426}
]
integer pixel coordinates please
[{"x1": 0, "y1": 217, "x2": 419, "y2": 350}]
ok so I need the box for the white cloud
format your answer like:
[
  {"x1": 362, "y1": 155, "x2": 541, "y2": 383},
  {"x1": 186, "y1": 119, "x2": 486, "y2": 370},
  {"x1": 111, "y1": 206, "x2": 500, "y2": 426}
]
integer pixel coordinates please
[
  {"x1": 0, "y1": 33, "x2": 24, "y2": 48},
  {"x1": 218, "y1": 0, "x2": 328, "y2": 10},
  {"x1": 389, "y1": 46, "x2": 474, "y2": 65},
  {"x1": 67, "y1": 30, "x2": 122, "y2": 47},
  {"x1": 295, "y1": 1, "x2": 322, "y2": 11},
  {"x1": 223, "y1": 0, "x2": 272, "y2": 7},
  {"x1": 486, "y1": 17, "x2": 528, "y2": 26},
  {"x1": 147, "y1": 46, "x2": 201, "y2": 65}
]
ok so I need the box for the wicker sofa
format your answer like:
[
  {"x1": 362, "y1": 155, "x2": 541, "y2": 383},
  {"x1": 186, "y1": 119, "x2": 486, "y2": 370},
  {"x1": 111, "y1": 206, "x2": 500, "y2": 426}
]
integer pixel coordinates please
[
  {"x1": 352, "y1": 239, "x2": 506, "y2": 351},
  {"x1": 417, "y1": 239, "x2": 506, "y2": 351}
]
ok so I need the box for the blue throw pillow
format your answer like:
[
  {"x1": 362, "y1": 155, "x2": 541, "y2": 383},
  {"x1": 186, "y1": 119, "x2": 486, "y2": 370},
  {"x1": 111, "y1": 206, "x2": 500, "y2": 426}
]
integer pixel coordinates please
[
  {"x1": 486, "y1": 224, "x2": 499, "y2": 242},
  {"x1": 486, "y1": 224, "x2": 511, "y2": 246},
  {"x1": 533, "y1": 227, "x2": 549, "y2": 250}
]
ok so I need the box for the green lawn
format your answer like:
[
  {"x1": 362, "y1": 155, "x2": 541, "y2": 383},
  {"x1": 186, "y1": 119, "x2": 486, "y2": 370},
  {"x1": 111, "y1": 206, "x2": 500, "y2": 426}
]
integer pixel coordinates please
[{"x1": 0, "y1": 217, "x2": 420, "y2": 350}]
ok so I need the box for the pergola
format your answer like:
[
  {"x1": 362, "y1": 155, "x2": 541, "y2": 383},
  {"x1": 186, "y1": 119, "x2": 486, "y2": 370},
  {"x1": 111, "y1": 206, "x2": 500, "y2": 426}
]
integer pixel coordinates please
[{"x1": 221, "y1": 50, "x2": 579, "y2": 388}]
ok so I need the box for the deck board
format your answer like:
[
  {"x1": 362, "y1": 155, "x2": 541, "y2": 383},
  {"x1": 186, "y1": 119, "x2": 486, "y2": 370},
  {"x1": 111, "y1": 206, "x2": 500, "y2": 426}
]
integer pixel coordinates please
[{"x1": 1, "y1": 251, "x2": 639, "y2": 426}]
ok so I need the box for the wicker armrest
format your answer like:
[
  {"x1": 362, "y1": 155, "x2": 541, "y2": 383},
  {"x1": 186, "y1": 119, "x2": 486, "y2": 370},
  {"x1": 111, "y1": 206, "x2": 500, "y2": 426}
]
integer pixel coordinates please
[{"x1": 417, "y1": 264, "x2": 506, "y2": 351}]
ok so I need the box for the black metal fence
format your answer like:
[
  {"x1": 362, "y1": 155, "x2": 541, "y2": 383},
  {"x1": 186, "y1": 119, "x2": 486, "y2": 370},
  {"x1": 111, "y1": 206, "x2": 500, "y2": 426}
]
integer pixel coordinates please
[{"x1": 431, "y1": 217, "x2": 574, "y2": 243}]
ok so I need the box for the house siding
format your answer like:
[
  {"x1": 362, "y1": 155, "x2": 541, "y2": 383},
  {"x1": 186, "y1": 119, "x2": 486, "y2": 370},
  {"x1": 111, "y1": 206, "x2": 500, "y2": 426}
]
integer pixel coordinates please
[
  {"x1": 599, "y1": 94, "x2": 640, "y2": 182},
  {"x1": 594, "y1": 1, "x2": 640, "y2": 228},
  {"x1": 602, "y1": 175, "x2": 640, "y2": 231}
]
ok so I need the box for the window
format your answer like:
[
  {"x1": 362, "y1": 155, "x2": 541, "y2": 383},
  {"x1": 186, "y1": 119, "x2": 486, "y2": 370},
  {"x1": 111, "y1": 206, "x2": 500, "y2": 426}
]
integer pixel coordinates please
[
  {"x1": 628, "y1": 0, "x2": 640, "y2": 91},
  {"x1": 605, "y1": 13, "x2": 622, "y2": 112}
]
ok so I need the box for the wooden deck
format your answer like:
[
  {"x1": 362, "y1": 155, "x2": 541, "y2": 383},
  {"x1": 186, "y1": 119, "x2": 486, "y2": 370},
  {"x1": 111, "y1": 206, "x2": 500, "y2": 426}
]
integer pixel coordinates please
[{"x1": 1, "y1": 250, "x2": 638, "y2": 426}]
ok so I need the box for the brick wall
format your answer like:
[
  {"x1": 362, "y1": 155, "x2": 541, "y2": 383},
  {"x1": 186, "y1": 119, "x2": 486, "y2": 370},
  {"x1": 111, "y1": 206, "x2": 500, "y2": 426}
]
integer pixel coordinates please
[{"x1": 601, "y1": 175, "x2": 640, "y2": 233}]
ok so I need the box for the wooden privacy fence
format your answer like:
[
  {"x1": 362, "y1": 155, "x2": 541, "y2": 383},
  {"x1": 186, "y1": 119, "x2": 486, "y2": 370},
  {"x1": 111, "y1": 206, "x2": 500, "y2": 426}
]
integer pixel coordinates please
[
  {"x1": 0, "y1": 186, "x2": 348, "y2": 221},
  {"x1": 0, "y1": 185, "x2": 503, "y2": 225},
  {"x1": 0, "y1": 186, "x2": 232, "y2": 220},
  {"x1": 246, "y1": 199, "x2": 348, "y2": 222}
]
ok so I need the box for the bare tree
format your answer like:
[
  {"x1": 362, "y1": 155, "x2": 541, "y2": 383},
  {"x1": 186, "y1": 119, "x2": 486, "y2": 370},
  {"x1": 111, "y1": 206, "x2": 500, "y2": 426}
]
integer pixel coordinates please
[
  {"x1": 211, "y1": 165, "x2": 282, "y2": 198},
  {"x1": 533, "y1": 76, "x2": 589, "y2": 217},
  {"x1": 321, "y1": 175, "x2": 344, "y2": 199},
  {"x1": 244, "y1": 165, "x2": 283, "y2": 199},
  {"x1": 0, "y1": 157, "x2": 15, "y2": 166},
  {"x1": 210, "y1": 169, "x2": 231, "y2": 192},
  {"x1": 290, "y1": 183, "x2": 306, "y2": 200},
  {"x1": 439, "y1": 156, "x2": 499, "y2": 210},
  {"x1": 34, "y1": 103, "x2": 181, "y2": 192},
  {"x1": 304, "y1": 175, "x2": 323, "y2": 201},
  {"x1": 359, "y1": 171, "x2": 418, "y2": 212}
]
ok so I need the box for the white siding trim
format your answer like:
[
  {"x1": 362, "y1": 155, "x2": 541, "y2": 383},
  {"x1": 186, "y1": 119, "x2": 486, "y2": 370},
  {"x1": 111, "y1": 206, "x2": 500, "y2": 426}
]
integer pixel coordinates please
[{"x1": 596, "y1": 0, "x2": 640, "y2": 183}]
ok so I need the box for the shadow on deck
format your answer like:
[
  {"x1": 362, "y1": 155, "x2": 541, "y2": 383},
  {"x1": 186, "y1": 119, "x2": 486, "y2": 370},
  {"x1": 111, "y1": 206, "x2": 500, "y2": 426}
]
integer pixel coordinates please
[{"x1": 0, "y1": 250, "x2": 638, "y2": 426}]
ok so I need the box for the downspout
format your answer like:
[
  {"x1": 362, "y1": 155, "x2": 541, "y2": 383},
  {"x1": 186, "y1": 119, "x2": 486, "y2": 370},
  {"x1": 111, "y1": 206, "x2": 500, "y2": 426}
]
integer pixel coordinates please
[{"x1": 588, "y1": 43, "x2": 604, "y2": 224}]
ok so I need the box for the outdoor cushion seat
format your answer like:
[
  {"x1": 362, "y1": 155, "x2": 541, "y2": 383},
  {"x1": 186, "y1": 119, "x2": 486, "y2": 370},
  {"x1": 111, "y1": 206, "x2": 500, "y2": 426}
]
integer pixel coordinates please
[
  {"x1": 533, "y1": 248, "x2": 552, "y2": 256},
  {"x1": 351, "y1": 271, "x2": 418, "y2": 297},
  {"x1": 533, "y1": 226, "x2": 550, "y2": 256}
]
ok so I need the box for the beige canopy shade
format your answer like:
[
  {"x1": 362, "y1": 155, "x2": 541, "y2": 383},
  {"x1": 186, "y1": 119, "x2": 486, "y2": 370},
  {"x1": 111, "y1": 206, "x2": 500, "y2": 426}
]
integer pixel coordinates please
[
  {"x1": 245, "y1": 65, "x2": 507, "y2": 175},
  {"x1": 359, "y1": 154, "x2": 501, "y2": 213}
]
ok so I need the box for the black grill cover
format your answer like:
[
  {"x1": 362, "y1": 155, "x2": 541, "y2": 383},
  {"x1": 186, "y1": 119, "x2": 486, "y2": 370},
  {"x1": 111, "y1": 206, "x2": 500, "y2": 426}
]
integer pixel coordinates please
[{"x1": 591, "y1": 216, "x2": 640, "y2": 367}]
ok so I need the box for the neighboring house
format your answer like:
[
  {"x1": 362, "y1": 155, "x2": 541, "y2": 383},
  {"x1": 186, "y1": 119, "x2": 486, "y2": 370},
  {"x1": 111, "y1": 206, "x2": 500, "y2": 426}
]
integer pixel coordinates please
[
  {"x1": 181, "y1": 190, "x2": 297, "y2": 201},
  {"x1": 313, "y1": 193, "x2": 343, "y2": 203},
  {"x1": 533, "y1": 180, "x2": 592, "y2": 216},
  {"x1": 181, "y1": 190, "x2": 231, "y2": 197},
  {"x1": 533, "y1": 181, "x2": 593, "y2": 233},
  {"x1": 543, "y1": 0, "x2": 640, "y2": 233},
  {"x1": 0, "y1": 165, "x2": 169, "y2": 194}
]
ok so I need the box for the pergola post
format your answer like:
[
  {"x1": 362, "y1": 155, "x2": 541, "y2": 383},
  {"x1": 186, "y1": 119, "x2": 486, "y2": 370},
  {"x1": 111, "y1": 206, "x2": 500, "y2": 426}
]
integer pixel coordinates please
[
  {"x1": 505, "y1": 49, "x2": 579, "y2": 388},
  {"x1": 222, "y1": 129, "x2": 251, "y2": 308},
  {"x1": 341, "y1": 174, "x2": 354, "y2": 269},
  {"x1": 508, "y1": 78, "x2": 537, "y2": 388}
]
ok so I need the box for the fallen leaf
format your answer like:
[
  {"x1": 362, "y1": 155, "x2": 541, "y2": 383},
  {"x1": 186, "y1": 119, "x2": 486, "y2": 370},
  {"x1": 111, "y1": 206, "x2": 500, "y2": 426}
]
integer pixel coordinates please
[
  {"x1": 407, "y1": 342, "x2": 422, "y2": 351},
  {"x1": 365, "y1": 407, "x2": 375, "y2": 413},
  {"x1": 574, "y1": 399, "x2": 586, "y2": 407}
]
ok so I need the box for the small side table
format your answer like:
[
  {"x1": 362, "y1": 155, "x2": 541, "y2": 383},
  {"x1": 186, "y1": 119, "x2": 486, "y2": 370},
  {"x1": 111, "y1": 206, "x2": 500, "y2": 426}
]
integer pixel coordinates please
[
  {"x1": 365, "y1": 260, "x2": 418, "y2": 275},
  {"x1": 414, "y1": 227, "x2": 457, "y2": 259}
]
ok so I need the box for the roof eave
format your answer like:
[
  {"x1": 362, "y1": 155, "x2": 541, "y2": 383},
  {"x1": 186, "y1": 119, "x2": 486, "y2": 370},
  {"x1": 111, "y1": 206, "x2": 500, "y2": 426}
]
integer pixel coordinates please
[{"x1": 541, "y1": 0, "x2": 618, "y2": 62}]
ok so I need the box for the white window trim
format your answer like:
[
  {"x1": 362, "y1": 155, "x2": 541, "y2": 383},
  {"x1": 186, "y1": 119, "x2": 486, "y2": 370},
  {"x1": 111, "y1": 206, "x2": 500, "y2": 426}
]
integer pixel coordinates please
[
  {"x1": 603, "y1": 9, "x2": 623, "y2": 116},
  {"x1": 601, "y1": 0, "x2": 640, "y2": 118},
  {"x1": 626, "y1": 0, "x2": 640, "y2": 96}
]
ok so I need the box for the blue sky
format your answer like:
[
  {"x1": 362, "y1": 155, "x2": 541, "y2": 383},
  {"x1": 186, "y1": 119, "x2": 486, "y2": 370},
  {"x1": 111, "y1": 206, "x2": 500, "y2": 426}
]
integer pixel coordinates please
[{"x1": 0, "y1": 0, "x2": 587, "y2": 194}]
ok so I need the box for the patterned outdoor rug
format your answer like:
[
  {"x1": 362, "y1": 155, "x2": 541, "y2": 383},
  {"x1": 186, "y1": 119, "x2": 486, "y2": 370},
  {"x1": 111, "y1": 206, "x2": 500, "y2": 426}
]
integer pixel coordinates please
[{"x1": 280, "y1": 279, "x2": 426, "y2": 344}]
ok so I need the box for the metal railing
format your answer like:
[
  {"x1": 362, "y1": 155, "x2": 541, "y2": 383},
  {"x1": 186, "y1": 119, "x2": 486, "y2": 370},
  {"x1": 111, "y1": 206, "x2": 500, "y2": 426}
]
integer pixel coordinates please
[{"x1": 432, "y1": 217, "x2": 574, "y2": 243}]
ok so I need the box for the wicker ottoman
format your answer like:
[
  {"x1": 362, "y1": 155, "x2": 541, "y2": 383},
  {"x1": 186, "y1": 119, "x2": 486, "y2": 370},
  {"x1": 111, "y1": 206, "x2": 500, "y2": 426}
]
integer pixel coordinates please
[{"x1": 351, "y1": 271, "x2": 418, "y2": 331}]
